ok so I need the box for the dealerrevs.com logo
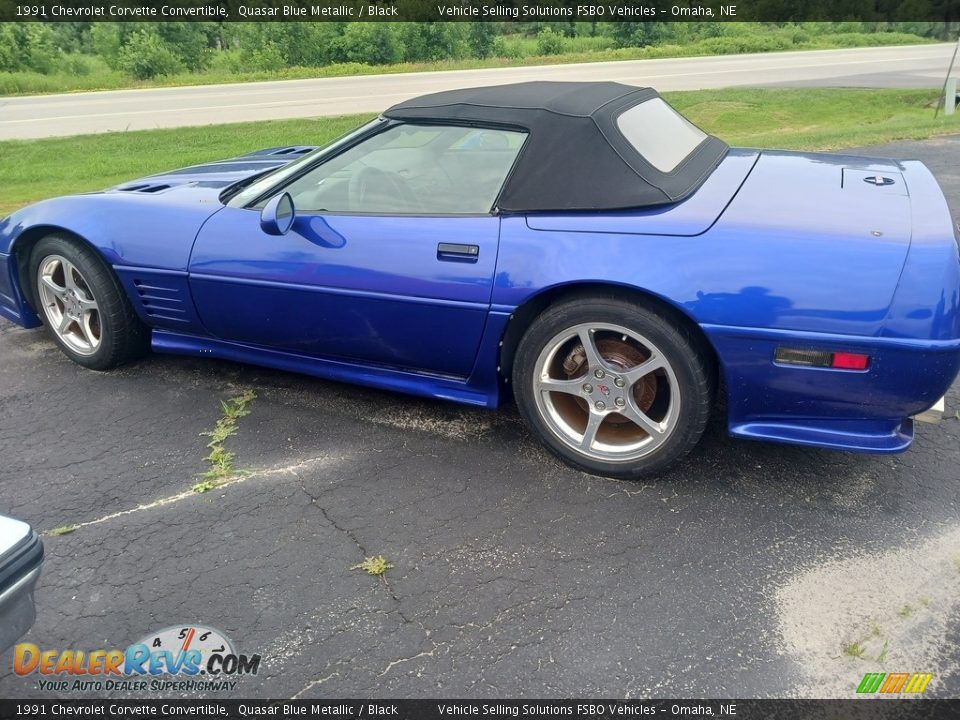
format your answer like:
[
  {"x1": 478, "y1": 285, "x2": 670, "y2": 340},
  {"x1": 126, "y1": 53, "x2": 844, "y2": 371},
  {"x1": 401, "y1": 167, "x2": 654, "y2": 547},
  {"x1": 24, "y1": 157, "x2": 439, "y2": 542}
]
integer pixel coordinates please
[{"x1": 13, "y1": 625, "x2": 261, "y2": 693}]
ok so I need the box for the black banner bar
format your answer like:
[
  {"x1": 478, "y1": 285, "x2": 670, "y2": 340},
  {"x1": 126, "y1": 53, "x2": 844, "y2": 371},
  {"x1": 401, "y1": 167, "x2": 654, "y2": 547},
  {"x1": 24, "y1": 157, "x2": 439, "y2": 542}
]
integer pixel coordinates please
[
  {"x1": 1, "y1": 0, "x2": 959, "y2": 23},
  {"x1": 2, "y1": 699, "x2": 960, "y2": 720}
]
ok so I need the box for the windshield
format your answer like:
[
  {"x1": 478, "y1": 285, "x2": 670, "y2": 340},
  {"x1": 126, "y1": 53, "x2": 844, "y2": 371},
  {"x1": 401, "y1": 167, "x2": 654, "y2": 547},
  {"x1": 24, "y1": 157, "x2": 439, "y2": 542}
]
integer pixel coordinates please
[{"x1": 226, "y1": 118, "x2": 385, "y2": 207}]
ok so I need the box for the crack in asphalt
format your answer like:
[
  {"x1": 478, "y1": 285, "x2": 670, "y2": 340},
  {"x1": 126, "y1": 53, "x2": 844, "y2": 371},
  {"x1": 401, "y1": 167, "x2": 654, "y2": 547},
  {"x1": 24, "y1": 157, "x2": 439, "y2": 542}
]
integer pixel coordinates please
[
  {"x1": 293, "y1": 468, "x2": 370, "y2": 558},
  {"x1": 41, "y1": 456, "x2": 340, "y2": 536},
  {"x1": 291, "y1": 671, "x2": 339, "y2": 699},
  {"x1": 379, "y1": 646, "x2": 441, "y2": 678},
  {"x1": 290, "y1": 465, "x2": 443, "y2": 693}
]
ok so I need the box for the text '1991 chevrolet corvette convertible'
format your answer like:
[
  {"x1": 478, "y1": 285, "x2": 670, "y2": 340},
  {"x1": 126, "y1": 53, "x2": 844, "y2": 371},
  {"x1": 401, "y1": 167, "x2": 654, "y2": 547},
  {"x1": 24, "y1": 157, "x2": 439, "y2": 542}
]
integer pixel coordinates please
[{"x1": 1, "y1": 82, "x2": 958, "y2": 477}]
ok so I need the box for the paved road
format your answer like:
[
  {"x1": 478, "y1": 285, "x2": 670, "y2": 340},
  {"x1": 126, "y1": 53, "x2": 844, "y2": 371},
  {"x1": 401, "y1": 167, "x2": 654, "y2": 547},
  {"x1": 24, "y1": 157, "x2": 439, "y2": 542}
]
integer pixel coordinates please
[
  {"x1": 0, "y1": 137, "x2": 958, "y2": 700},
  {"x1": 1, "y1": 44, "x2": 955, "y2": 140}
]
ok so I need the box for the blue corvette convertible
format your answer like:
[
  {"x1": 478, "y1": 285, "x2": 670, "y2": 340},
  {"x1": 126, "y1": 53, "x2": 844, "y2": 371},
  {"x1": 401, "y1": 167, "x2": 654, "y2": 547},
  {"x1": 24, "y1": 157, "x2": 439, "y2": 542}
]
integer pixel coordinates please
[{"x1": 1, "y1": 82, "x2": 958, "y2": 477}]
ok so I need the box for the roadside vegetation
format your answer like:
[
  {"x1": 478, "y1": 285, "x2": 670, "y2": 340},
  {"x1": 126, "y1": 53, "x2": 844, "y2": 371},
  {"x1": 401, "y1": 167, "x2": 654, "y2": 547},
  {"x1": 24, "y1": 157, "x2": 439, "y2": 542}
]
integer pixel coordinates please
[
  {"x1": 0, "y1": 21, "x2": 943, "y2": 95},
  {"x1": 2, "y1": 88, "x2": 957, "y2": 219}
]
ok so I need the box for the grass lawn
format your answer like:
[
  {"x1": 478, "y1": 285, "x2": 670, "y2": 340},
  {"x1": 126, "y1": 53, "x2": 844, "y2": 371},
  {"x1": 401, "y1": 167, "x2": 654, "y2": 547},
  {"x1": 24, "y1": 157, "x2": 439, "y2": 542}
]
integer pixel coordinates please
[{"x1": 1, "y1": 88, "x2": 958, "y2": 218}]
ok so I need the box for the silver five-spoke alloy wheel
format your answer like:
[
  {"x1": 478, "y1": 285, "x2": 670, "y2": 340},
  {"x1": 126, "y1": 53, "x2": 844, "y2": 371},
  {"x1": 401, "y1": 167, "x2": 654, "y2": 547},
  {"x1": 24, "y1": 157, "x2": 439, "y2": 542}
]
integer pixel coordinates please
[
  {"x1": 532, "y1": 322, "x2": 680, "y2": 463},
  {"x1": 36, "y1": 255, "x2": 101, "y2": 356}
]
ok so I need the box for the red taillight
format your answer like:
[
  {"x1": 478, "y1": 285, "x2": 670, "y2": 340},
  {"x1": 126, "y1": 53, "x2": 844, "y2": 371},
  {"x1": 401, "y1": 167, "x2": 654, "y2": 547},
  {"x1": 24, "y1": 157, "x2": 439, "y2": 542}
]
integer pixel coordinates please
[{"x1": 831, "y1": 352, "x2": 870, "y2": 370}]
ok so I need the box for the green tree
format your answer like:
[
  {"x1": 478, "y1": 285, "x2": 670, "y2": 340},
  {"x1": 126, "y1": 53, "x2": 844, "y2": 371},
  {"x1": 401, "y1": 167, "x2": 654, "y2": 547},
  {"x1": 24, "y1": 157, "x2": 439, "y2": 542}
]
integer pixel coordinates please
[
  {"x1": 339, "y1": 23, "x2": 405, "y2": 65},
  {"x1": 50, "y1": 22, "x2": 92, "y2": 54},
  {"x1": 536, "y1": 28, "x2": 565, "y2": 55},
  {"x1": 282, "y1": 23, "x2": 345, "y2": 66},
  {"x1": 248, "y1": 42, "x2": 285, "y2": 72},
  {"x1": 467, "y1": 22, "x2": 499, "y2": 59},
  {"x1": 91, "y1": 22, "x2": 214, "y2": 73},
  {"x1": 229, "y1": 23, "x2": 349, "y2": 69},
  {"x1": 90, "y1": 23, "x2": 123, "y2": 68},
  {"x1": 611, "y1": 22, "x2": 671, "y2": 48},
  {"x1": 0, "y1": 23, "x2": 59, "y2": 73},
  {"x1": 400, "y1": 23, "x2": 468, "y2": 62},
  {"x1": 154, "y1": 22, "x2": 217, "y2": 71},
  {"x1": 116, "y1": 29, "x2": 183, "y2": 79}
]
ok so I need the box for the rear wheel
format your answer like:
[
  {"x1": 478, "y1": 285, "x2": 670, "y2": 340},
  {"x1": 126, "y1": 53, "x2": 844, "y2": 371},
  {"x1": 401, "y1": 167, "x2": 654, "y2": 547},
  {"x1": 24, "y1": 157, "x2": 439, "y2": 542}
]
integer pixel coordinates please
[
  {"x1": 512, "y1": 296, "x2": 713, "y2": 478},
  {"x1": 29, "y1": 235, "x2": 149, "y2": 370}
]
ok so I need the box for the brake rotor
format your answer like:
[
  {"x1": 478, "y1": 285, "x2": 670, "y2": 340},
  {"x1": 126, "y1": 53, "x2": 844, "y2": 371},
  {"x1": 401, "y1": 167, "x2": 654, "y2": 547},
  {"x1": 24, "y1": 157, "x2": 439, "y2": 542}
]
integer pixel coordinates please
[{"x1": 563, "y1": 336, "x2": 658, "y2": 423}]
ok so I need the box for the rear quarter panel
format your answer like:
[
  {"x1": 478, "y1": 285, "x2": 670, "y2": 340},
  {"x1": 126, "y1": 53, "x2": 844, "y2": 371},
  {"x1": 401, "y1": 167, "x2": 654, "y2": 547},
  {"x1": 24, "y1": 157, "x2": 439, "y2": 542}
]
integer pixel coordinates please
[
  {"x1": 494, "y1": 152, "x2": 954, "y2": 446},
  {"x1": 885, "y1": 159, "x2": 960, "y2": 342},
  {"x1": 495, "y1": 210, "x2": 910, "y2": 341}
]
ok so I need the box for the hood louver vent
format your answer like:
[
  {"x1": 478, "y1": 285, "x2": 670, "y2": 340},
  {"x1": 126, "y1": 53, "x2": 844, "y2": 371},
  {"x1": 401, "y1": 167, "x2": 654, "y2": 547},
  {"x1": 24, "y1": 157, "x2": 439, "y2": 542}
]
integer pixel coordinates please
[
  {"x1": 117, "y1": 183, "x2": 173, "y2": 194},
  {"x1": 270, "y1": 147, "x2": 312, "y2": 156}
]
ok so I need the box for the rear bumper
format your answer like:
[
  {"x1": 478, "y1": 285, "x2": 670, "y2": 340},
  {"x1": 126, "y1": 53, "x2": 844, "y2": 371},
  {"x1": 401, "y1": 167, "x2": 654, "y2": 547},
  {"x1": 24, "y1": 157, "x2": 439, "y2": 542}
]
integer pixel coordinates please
[{"x1": 707, "y1": 325, "x2": 960, "y2": 454}]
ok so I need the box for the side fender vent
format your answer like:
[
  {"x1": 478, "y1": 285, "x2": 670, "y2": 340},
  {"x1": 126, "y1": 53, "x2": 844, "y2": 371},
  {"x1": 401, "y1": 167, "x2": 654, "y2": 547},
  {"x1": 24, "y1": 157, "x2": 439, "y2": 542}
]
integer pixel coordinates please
[
  {"x1": 132, "y1": 278, "x2": 188, "y2": 323},
  {"x1": 115, "y1": 268, "x2": 203, "y2": 334}
]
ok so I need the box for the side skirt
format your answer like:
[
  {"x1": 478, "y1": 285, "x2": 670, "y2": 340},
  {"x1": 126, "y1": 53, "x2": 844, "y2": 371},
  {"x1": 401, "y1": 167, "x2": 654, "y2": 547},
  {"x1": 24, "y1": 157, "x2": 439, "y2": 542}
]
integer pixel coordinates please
[{"x1": 151, "y1": 330, "x2": 500, "y2": 408}]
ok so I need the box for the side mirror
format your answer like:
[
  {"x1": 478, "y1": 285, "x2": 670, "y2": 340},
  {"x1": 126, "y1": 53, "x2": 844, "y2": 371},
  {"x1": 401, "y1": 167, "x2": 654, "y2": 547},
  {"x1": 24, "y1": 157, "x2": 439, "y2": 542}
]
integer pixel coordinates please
[{"x1": 260, "y1": 192, "x2": 296, "y2": 236}]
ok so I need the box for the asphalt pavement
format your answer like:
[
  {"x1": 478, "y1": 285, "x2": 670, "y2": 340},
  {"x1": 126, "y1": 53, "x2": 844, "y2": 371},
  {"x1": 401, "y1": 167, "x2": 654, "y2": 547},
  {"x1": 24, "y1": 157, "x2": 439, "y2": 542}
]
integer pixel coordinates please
[
  {"x1": 0, "y1": 136, "x2": 958, "y2": 700},
  {"x1": 0, "y1": 43, "x2": 955, "y2": 140}
]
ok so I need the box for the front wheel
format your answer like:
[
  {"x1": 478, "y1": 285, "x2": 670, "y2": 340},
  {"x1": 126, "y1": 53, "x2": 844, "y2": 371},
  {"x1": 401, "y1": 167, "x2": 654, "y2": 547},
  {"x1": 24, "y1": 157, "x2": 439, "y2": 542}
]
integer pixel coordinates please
[
  {"x1": 29, "y1": 234, "x2": 149, "y2": 370},
  {"x1": 512, "y1": 296, "x2": 713, "y2": 478}
]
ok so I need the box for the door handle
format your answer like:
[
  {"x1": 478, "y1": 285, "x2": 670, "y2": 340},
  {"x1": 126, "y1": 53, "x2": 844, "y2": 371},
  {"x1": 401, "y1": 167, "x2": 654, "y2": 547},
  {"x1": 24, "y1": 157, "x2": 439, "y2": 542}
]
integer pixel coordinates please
[{"x1": 437, "y1": 243, "x2": 480, "y2": 262}]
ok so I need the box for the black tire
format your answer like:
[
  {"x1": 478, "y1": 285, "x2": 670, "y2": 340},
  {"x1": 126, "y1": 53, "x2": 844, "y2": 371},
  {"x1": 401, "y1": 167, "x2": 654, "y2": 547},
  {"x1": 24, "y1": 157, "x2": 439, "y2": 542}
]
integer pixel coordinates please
[
  {"x1": 28, "y1": 234, "x2": 149, "y2": 370},
  {"x1": 512, "y1": 295, "x2": 713, "y2": 478}
]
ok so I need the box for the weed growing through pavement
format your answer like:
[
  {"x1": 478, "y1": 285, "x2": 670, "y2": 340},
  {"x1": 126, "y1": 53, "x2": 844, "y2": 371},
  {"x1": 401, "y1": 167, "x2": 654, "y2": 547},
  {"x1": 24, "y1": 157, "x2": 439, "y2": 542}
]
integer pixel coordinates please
[
  {"x1": 47, "y1": 524, "x2": 77, "y2": 537},
  {"x1": 194, "y1": 389, "x2": 257, "y2": 492},
  {"x1": 191, "y1": 479, "x2": 218, "y2": 494},
  {"x1": 876, "y1": 639, "x2": 890, "y2": 664},
  {"x1": 351, "y1": 556, "x2": 395, "y2": 577},
  {"x1": 842, "y1": 641, "x2": 866, "y2": 659}
]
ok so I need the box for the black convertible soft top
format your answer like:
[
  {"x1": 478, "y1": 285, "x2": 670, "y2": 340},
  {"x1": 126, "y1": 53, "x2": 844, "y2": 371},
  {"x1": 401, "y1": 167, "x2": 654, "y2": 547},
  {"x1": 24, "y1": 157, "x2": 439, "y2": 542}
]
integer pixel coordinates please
[{"x1": 384, "y1": 81, "x2": 728, "y2": 213}]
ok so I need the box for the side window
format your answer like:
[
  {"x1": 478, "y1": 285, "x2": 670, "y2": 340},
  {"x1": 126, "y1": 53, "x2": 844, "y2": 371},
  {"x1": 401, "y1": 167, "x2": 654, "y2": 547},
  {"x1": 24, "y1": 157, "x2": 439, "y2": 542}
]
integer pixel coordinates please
[{"x1": 283, "y1": 124, "x2": 526, "y2": 215}]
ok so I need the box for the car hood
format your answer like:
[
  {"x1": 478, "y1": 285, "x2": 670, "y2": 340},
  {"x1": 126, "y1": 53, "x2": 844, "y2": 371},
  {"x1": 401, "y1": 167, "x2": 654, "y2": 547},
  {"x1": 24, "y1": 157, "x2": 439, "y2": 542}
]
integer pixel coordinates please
[{"x1": 105, "y1": 145, "x2": 317, "y2": 195}]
